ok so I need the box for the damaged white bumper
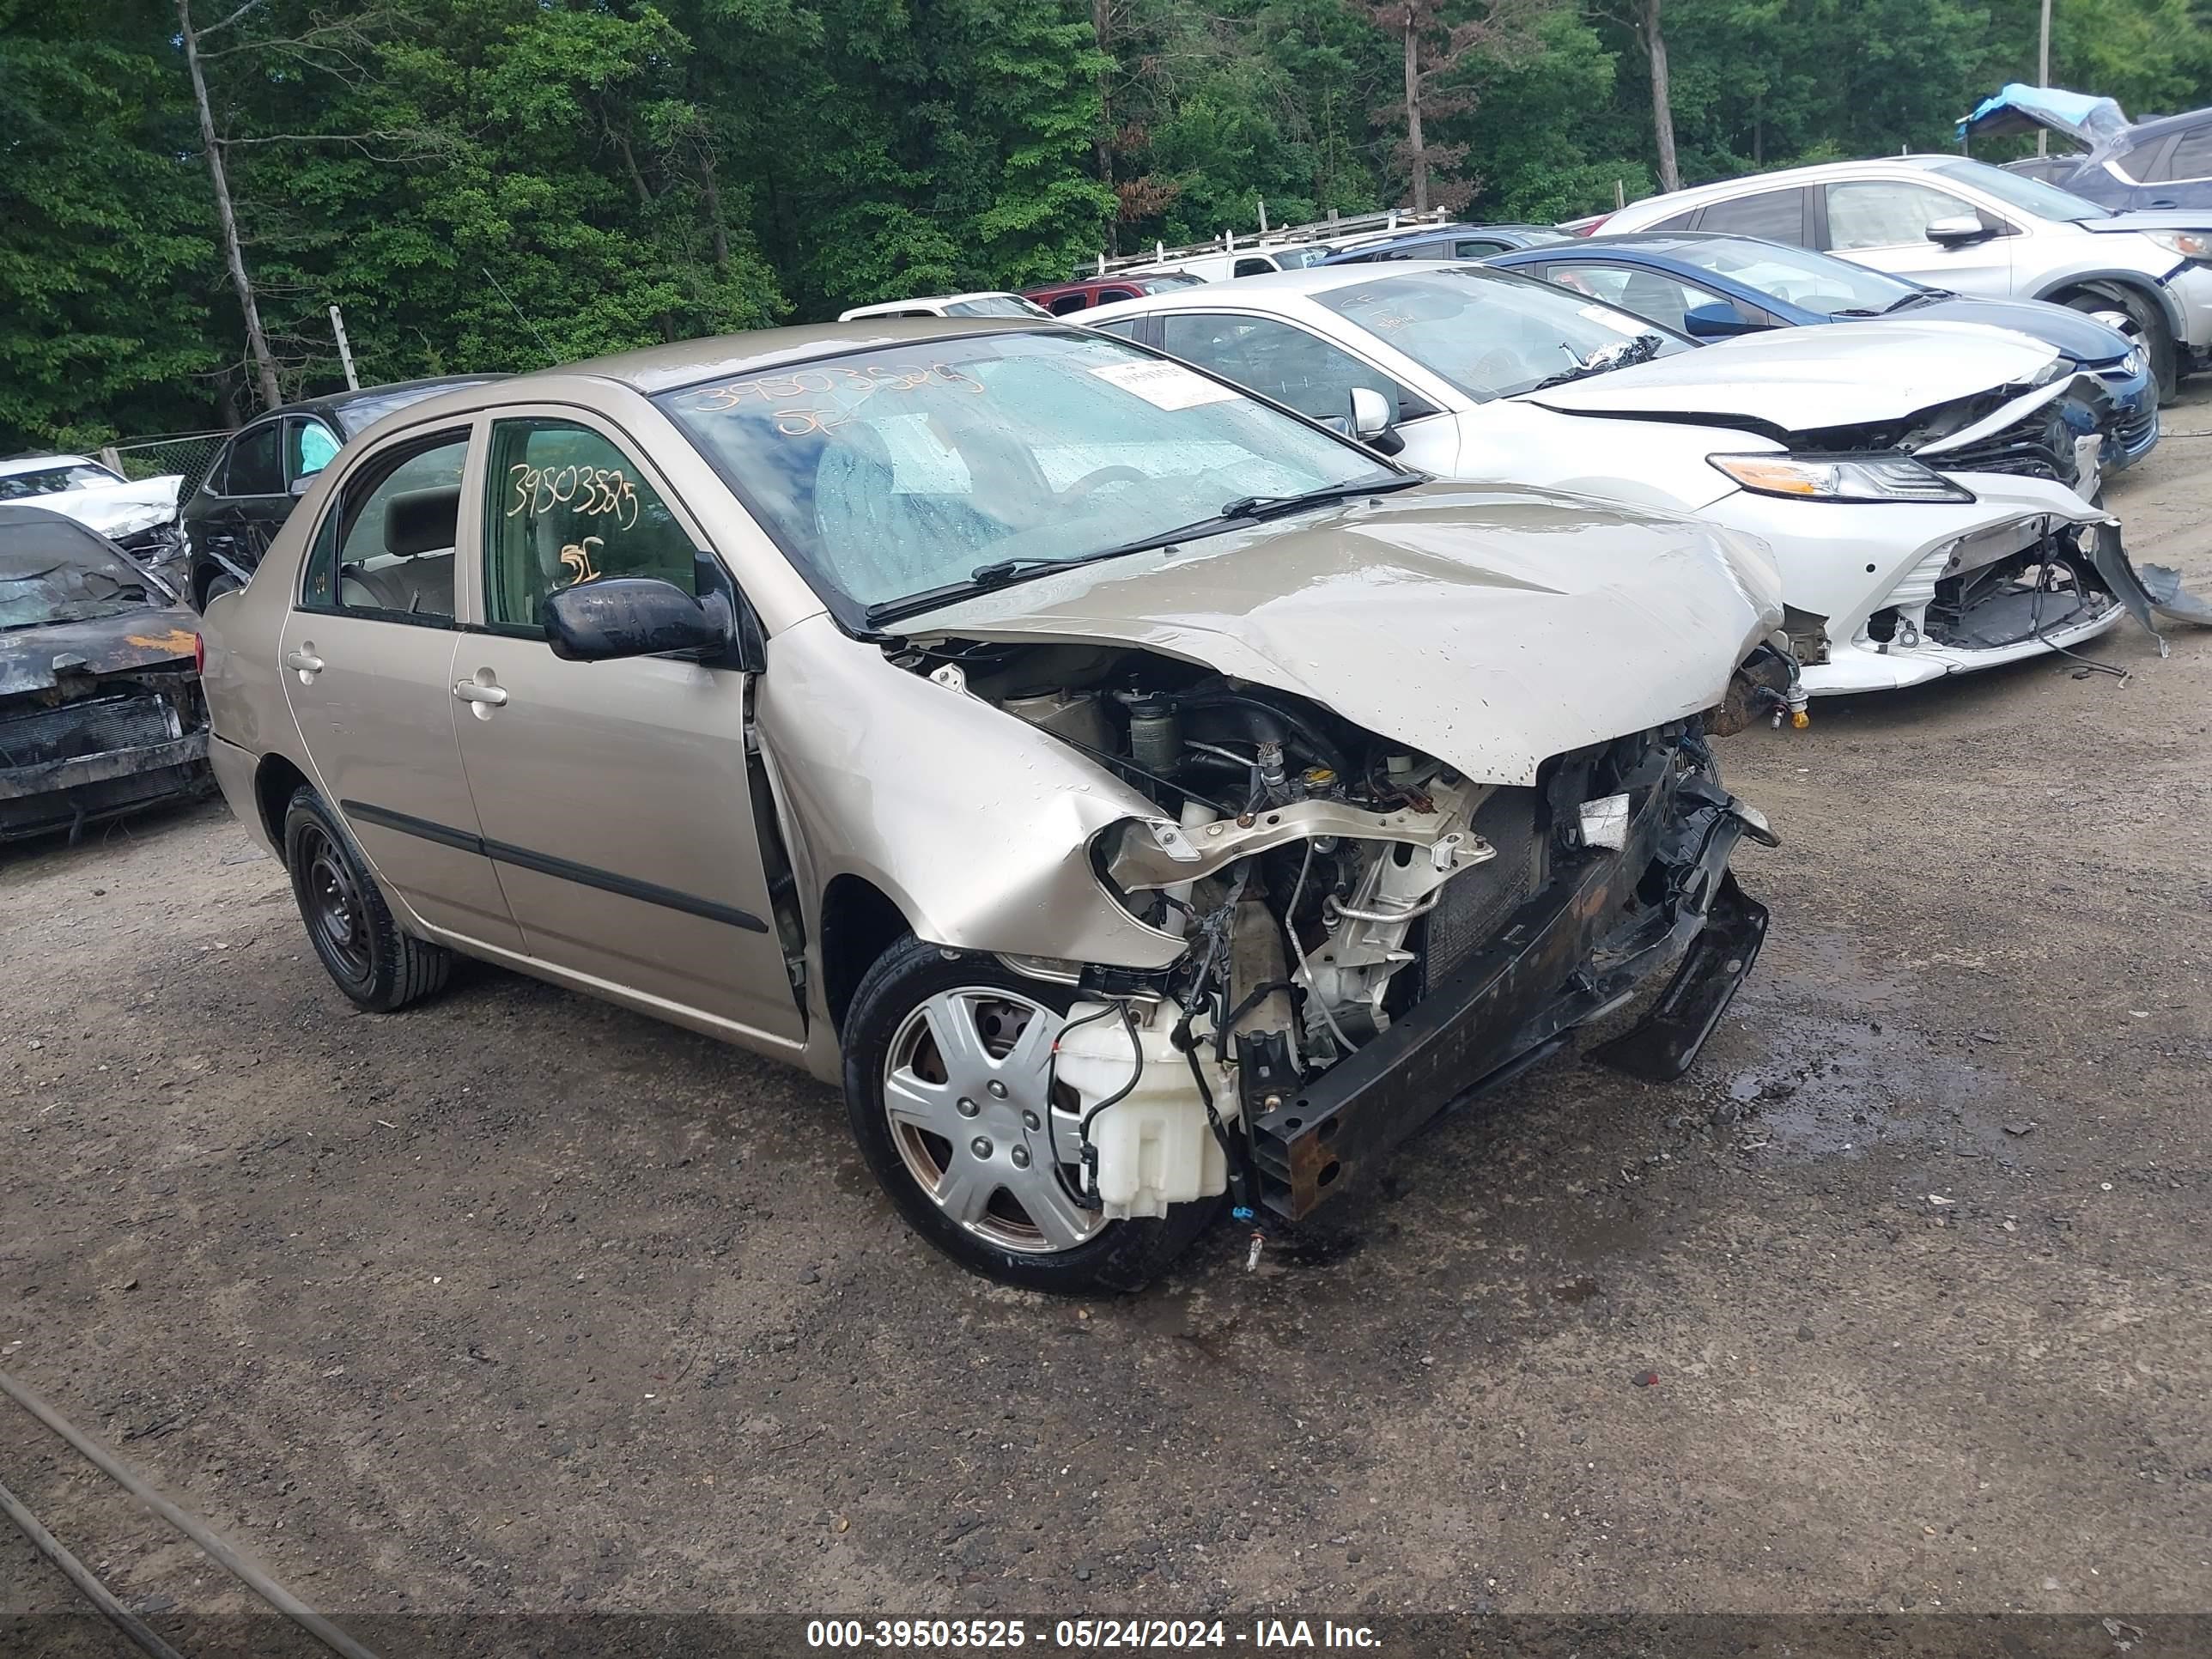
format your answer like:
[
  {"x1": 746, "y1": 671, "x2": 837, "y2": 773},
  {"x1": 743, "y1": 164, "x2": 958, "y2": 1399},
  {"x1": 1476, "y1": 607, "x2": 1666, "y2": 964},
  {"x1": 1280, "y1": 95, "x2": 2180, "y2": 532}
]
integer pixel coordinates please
[{"x1": 1702, "y1": 474, "x2": 2130, "y2": 696}]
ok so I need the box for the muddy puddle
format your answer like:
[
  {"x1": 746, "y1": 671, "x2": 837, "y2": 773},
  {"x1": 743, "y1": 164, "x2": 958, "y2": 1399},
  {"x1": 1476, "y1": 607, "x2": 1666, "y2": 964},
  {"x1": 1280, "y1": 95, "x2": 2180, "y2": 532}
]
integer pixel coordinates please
[{"x1": 1714, "y1": 932, "x2": 2022, "y2": 1164}]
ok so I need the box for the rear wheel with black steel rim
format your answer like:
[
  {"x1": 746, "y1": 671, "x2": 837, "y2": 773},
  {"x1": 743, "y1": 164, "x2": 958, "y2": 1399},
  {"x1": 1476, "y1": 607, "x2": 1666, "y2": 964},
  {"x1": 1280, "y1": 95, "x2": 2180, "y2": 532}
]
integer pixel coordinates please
[
  {"x1": 283, "y1": 787, "x2": 453, "y2": 1012},
  {"x1": 841, "y1": 934, "x2": 1220, "y2": 1291}
]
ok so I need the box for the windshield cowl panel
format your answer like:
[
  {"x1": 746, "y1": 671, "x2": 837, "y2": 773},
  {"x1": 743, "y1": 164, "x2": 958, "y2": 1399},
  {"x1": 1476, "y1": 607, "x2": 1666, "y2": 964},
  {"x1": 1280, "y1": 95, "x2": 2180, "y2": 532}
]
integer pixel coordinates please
[{"x1": 655, "y1": 330, "x2": 1401, "y2": 630}]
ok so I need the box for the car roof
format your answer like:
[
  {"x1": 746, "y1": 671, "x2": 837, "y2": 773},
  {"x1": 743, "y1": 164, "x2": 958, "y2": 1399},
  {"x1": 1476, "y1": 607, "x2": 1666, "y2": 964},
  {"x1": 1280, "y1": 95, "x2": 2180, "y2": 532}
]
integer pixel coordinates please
[
  {"x1": 251, "y1": 374, "x2": 507, "y2": 428},
  {"x1": 0, "y1": 453, "x2": 102, "y2": 477},
  {"x1": 2124, "y1": 105, "x2": 2212, "y2": 142},
  {"x1": 0, "y1": 500, "x2": 123, "y2": 550},
  {"x1": 842, "y1": 291, "x2": 1025, "y2": 313},
  {"x1": 1029, "y1": 273, "x2": 1190, "y2": 293},
  {"x1": 1615, "y1": 154, "x2": 1970, "y2": 217},
  {"x1": 542, "y1": 317, "x2": 1087, "y2": 396},
  {"x1": 1087, "y1": 261, "x2": 1493, "y2": 319}
]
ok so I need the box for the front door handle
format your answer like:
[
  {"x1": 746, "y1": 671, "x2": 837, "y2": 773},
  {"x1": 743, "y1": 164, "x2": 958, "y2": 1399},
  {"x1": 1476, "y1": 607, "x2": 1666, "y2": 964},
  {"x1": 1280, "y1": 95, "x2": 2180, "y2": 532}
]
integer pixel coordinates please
[
  {"x1": 453, "y1": 679, "x2": 508, "y2": 708},
  {"x1": 285, "y1": 647, "x2": 325, "y2": 678}
]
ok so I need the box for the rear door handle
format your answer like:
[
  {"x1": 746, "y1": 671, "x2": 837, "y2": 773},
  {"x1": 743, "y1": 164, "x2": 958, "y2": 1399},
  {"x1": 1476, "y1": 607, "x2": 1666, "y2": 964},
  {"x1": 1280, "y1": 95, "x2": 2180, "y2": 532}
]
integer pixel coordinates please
[
  {"x1": 453, "y1": 680, "x2": 508, "y2": 707},
  {"x1": 285, "y1": 648, "x2": 325, "y2": 675}
]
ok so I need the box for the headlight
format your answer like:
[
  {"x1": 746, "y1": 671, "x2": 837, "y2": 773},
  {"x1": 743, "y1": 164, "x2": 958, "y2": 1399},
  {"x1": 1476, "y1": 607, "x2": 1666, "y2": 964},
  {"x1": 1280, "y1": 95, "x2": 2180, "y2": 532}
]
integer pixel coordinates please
[
  {"x1": 1707, "y1": 453, "x2": 1977, "y2": 504},
  {"x1": 2142, "y1": 228, "x2": 2212, "y2": 262}
]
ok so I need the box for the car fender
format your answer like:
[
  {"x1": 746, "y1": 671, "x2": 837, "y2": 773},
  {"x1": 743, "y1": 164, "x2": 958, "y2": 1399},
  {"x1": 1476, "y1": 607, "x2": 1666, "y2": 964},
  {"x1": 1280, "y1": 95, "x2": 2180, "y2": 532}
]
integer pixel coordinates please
[
  {"x1": 2029, "y1": 266, "x2": 2187, "y2": 342},
  {"x1": 754, "y1": 613, "x2": 1189, "y2": 977}
]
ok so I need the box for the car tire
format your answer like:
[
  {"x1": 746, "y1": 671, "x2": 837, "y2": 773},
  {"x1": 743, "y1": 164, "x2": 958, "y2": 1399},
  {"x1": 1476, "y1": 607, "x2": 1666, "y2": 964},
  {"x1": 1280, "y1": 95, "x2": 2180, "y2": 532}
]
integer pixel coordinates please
[
  {"x1": 841, "y1": 933, "x2": 1220, "y2": 1292},
  {"x1": 2064, "y1": 288, "x2": 2176, "y2": 402},
  {"x1": 282, "y1": 787, "x2": 453, "y2": 1012},
  {"x1": 199, "y1": 572, "x2": 241, "y2": 611}
]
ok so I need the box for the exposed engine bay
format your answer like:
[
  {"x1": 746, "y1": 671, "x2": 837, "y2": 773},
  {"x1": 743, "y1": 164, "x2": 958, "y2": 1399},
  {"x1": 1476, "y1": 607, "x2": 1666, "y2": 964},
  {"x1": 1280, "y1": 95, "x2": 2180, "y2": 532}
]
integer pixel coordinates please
[{"x1": 891, "y1": 635, "x2": 1776, "y2": 1224}]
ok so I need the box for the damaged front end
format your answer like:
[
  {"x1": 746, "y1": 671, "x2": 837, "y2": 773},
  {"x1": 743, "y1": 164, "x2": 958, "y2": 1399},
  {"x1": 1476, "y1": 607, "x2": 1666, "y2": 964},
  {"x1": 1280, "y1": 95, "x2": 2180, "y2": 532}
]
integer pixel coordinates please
[
  {"x1": 900, "y1": 641, "x2": 1772, "y2": 1225},
  {"x1": 0, "y1": 508, "x2": 212, "y2": 842}
]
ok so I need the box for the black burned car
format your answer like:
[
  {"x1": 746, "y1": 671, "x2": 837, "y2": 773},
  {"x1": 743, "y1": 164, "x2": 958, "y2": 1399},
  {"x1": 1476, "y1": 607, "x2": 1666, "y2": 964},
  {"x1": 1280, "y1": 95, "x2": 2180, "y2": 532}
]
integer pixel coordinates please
[
  {"x1": 179, "y1": 375, "x2": 501, "y2": 611},
  {"x1": 0, "y1": 505, "x2": 210, "y2": 842}
]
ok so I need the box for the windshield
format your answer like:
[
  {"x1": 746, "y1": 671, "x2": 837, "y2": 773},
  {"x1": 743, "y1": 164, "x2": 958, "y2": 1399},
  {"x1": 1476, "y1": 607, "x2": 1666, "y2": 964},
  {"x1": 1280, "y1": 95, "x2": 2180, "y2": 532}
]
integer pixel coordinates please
[
  {"x1": 1271, "y1": 247, "x2": 1337, "y2": 270},
  {"x1": 0, "y1": 462, "x2": 123, "y2": 500},
  {"x1": 1929, "y1": 158, "x2": 2106, "y2": 222},
  {"x1": 1316, "y1": 267, "x2": 1692, "y2": 400},
  {"x1": 942, "y1": 295, "x2": 1048, "y2": 318},
  {"x1": 1664, "y1": 237, "x2": 1916, "y2": 313},
  {"x1": 0, "y1": 516, "x2": 155, "y2": 629},
  {"x1": 657, "y1": 330, "x2": 1395, "y2": 623}
]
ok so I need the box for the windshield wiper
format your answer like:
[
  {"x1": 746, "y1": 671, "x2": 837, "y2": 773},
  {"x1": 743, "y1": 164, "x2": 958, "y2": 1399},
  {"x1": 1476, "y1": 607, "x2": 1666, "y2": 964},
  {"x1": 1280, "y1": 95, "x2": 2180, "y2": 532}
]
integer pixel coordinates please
[
  {"x1": 1530, "y1": 331, "x2": 1667, "y2": 390},
  {"x1": 865, "y1": 520, "x2": 1224, "y2": 627},
  {"x1": 1217, "y1": 472, "x2": 1419, "y2": 522},
  {"x1": 865, "y1": 475, "x2": 1422, "y2": 627}
]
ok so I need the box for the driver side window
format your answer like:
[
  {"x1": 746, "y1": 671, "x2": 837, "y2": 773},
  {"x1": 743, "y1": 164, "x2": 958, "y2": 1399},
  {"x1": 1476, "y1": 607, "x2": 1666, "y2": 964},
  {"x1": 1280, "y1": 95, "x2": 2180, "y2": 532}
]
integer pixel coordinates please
[
  {"x1": 1159, "y1": 313, "x2": 1421, "y2": 425},
  {"x1": 482, "y1": 419, "x2": 698, "y2": 635},
  {"x1": 1826, "y1": 181, "x2": 1981, "y2": 251}
]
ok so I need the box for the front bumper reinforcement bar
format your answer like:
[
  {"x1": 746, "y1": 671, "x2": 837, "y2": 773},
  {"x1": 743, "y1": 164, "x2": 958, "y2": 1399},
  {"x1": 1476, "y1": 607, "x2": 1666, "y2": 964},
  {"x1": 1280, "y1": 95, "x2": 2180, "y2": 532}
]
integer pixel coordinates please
[{"x1": 1249, "y1": 757, "x2": 1764, "y2": 1220}]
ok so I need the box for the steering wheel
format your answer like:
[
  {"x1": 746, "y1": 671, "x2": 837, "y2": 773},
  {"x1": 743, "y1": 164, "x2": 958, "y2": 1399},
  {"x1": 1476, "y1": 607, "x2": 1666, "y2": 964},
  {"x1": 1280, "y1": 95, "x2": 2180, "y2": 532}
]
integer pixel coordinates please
[{"x1": 1054, "y1": 465, "x2": 1149, "y2": 507}]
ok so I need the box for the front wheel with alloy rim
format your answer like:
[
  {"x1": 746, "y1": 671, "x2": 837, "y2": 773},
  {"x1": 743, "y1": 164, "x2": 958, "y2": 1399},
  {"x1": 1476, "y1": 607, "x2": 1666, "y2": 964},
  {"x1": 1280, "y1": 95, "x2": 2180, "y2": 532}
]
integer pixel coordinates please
[
  {"x1": 282, "y1": 787, "x2": 453, "y2": 1012},
  {"x1": 841, "y1": 935, "x2": 1220, "y2": 1291}
]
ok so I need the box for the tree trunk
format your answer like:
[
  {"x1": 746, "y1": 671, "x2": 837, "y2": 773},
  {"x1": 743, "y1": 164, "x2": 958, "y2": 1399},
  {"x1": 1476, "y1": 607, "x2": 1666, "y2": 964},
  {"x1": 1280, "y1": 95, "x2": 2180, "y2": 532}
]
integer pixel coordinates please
[
  {"x1": 1402, "y1": 9, "x2": 1427, "y2": 212},
  {"x1": 178, "y1": 0, "x2": 280, "y2": 411},
  {"x1": 1643, "y1": 0, "x2": 1680, "y2": 194},
  {"x1": 700, "y1": 149, "x2": 731, "y2": 274},
  {"x1": 1094, "y1": 0, "x2": 1117, "y2": 254}
]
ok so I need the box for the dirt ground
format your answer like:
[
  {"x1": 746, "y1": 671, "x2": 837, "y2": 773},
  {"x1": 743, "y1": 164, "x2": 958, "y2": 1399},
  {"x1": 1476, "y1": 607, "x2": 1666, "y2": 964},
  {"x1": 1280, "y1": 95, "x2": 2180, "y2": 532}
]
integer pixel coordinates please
[{"x1": 3, "y1": 402, "x2": 2209, "y2": 1643}]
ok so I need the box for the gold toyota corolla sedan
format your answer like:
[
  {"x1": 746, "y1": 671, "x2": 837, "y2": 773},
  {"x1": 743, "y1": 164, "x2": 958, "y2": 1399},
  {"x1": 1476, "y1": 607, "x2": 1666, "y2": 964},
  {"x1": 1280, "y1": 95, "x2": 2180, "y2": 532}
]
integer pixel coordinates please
[{"x1": 199, "y1": 319, "x2": 1790, "y2": 1290}]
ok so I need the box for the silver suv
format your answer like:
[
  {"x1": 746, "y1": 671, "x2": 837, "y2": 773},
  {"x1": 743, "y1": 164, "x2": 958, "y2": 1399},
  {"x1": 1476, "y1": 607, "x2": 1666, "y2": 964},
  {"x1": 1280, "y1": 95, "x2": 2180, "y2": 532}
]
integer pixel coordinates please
[{"x1": 1599, "y1": 155, "x2": 2212, "y2": 398}]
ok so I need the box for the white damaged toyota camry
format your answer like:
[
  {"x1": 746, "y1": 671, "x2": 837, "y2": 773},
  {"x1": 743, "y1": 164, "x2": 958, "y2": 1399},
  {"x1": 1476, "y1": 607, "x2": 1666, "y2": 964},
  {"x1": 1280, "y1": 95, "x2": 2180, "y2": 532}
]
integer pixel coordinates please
[{"x1": 1090, "y1": 264, "x2": 2208, "y2": 696}]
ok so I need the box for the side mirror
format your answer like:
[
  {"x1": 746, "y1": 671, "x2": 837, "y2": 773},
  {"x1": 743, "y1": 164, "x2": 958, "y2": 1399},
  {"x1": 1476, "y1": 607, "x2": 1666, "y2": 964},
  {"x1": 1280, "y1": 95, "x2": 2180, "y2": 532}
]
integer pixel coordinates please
[
  {"x1": 289, "y1": 474, "x2": 317, "y2": 498},
  {"x1": 1925, "y1": 215, "x2": 1992, "y2": 247},
  {"x1": 1348, "y1": 386, "x2": 1393, "y2": 440},
  {"x1": 543, "y1": 552, "x2": 766, "y2": 670},
  {"x1": 1682, "y1": 300, "x2": 1765, "y2": 338}
]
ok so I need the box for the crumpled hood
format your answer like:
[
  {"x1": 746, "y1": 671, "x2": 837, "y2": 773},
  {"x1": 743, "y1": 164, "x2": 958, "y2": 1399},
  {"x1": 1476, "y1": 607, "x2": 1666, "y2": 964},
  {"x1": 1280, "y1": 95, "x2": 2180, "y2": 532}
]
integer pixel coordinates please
[
  {"x1": 896, "y1": 483, "x2": 1780, "y2": 787},
  {"x1": 0, "y1": 606, "x2": 199, "y2": 698},
  {"x1": 1522, "y1": 321, "x2": 2058, "y2": 435},
  {"x1": 40, "y1": 476, "x2": 183, "y2": 540}
]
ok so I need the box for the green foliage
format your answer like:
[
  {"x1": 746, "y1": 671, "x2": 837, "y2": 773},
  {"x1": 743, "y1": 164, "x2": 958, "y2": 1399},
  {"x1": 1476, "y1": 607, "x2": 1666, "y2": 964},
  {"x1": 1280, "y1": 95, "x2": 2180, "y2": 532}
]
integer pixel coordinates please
[
  {"x1": 4, "y1": 0, "x2": 2211, "y2": 451},
  {"x1": 0, "y1": 1, "x2": 218, "y2": 449}
]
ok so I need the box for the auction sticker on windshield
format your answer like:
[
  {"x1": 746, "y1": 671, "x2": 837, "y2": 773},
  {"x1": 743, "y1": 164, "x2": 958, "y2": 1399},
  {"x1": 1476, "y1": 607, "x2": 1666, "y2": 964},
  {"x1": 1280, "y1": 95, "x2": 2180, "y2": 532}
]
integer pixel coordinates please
[
  {"x1": 1579, "y1": 303, "x2": 1644, "y2": 334},
  {"x1": 1089, "y1": 359, "x2": 1242, "y2": 410}
]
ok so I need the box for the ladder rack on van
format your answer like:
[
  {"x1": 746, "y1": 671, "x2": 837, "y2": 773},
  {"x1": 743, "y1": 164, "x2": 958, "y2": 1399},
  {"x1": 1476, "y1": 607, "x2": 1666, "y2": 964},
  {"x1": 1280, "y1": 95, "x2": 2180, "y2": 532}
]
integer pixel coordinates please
[{"x1": 1086, "y1": 205, "x2": 1450, "y2": 276}]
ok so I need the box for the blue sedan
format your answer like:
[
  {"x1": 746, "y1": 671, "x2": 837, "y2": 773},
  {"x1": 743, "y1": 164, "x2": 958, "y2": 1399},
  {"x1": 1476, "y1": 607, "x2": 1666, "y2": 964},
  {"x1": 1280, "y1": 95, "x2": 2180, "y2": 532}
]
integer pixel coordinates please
[{"x1": 1486, "y1": 232, "x2": 2160, "y2": 469}]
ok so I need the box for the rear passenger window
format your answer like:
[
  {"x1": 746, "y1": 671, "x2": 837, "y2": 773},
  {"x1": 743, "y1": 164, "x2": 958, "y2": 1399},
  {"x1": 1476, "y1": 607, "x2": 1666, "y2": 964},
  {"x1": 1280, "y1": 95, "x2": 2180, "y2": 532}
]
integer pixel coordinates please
[
  {"x1": 300, "y1": 431, "x2": 468, "y2": 622},
  {"x1": 2160, "y1": 126, "x2": 2212, "y2": 181},
  {"x1": 483, "y1": 419, "x2": 697, "y2": 635},
  {"x1": 1695, "y1": 188, "x2": 1808, "y2": 245},
  {"x1": 1048, "y1": 293, "x2": 1091, "y2": 315},
  {"x1": 1232, "y1": 258, "x2": 1276, "y2": 277},
  {"x1": 1453, "y1": 240, "x2": 1508, "y2": 257}
]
